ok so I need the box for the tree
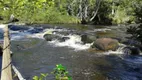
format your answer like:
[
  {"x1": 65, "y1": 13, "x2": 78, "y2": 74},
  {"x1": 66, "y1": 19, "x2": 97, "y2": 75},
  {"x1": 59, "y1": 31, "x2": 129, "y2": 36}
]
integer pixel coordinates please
[
  {"x1": 133, "y1": 0, "x2": 142, "y2": 23},
  {"x1": 0, "y1": 0, "x2": 142, "y2": 24}
]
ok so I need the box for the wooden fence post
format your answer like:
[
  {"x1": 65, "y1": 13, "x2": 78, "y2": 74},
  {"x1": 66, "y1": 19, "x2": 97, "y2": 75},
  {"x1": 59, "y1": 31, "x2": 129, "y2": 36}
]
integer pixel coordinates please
[{"x1": 1, "y1": 25, "x2": 12, "y2": 80}]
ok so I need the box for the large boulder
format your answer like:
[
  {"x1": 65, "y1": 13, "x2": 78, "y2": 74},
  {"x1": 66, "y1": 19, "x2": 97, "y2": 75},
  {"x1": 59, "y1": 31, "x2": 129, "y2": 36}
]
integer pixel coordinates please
[{"x1": 92, "y1": 38, "x2": 119, "y2": 51}]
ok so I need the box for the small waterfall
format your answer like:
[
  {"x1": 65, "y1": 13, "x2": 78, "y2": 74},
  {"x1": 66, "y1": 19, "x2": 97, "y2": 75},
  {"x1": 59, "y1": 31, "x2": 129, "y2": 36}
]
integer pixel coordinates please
[
  {"x1": 103, "y1": 43, "x2": 126, "y2": 55},
  {"x1": 5, "y1": 25, "x2": 93, "y2": 50},
  {"x1": 115, "y1": 43, "x2": 127, "y2": 53},
  {"x1": 1, "y1": 24, "x2": 141, "y2": 54},
  {"x1": 27, "y1": 27, "x2": 93, "y2": 50},
  {"x1": 49, "y1": 34, "x2": 93, "y2": 51}
]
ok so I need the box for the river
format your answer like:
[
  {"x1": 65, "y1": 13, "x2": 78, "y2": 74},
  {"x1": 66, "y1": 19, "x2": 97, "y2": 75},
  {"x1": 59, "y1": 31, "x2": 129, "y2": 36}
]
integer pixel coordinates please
[{"x1": 0, "y1": 24, "x2": 142, "y2": 80}]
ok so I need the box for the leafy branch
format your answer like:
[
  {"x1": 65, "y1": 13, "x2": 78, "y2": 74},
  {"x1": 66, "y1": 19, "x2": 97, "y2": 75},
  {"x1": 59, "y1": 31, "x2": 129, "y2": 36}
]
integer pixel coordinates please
[{"x1": 33, "y1": 64, "x2": 72, "y2": 80}]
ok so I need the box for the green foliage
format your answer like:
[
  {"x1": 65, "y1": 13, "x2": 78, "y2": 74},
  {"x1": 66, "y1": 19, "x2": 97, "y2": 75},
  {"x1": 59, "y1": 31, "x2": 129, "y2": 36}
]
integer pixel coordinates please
[
  {"x1": 33, "y1": 73, "x2": 48, "y2": 80},
  {"x1": 127, "y1": 24, "x2": 142, "y2": 42},
  {"x1": 43, "y1": 8, "x2": 80, "y2": 24},
  {"x1": 33, "y1": 64, "x2": 72, "y2": 80},
  {"x1": 0, "y1": 0, "x2": 142, "y2": 24},
  {"x1": 93, "y1": 0, "x2": 112, "y2": 24},
  {"x1": 108, "y1": 0, "x2": 136, "y2": 24},
  {"x1": 111, "y1": 7, "x2": 134, "y2": 24},
  {"x1": 0, "y1": 0, "x2": 79, "y2": 24},
  {"x1": 53, "y1": 64, "x2": 72, "y2": 80},
  {"x1": 133, "y1": 0, "x2": 142, "y2": 23}
]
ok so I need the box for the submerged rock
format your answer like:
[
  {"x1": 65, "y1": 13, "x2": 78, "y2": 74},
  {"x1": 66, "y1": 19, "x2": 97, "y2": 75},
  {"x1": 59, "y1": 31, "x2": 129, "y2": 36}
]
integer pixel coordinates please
[
  {"x1": 81, "y1": 34, "x2": 96, "y2": 44},
  {"x1": 92, "y1": 38, "x2": 119, "y2": 51},
  {"x1": 58, "y1": 37, "x2": 70, "y2": 42},
  {"x1": 43, "y1": 29, "x2": 70, "y2": 41},
  {"x1": 43, "y1": 34, "x2": 60, "y2": 41},
  {"x1": 44, "y1": 34, "x2": 70, "y2": 42}
]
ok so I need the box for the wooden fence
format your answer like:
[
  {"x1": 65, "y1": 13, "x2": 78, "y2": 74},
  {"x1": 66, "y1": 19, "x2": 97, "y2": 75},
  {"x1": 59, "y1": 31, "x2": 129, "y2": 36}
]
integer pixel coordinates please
[
  {"x1": 1, "y1": 25, "x2": 12, "y2": 80},
  {"x1": 0, "y1": 24, "x2": 25, "y2": 80}
]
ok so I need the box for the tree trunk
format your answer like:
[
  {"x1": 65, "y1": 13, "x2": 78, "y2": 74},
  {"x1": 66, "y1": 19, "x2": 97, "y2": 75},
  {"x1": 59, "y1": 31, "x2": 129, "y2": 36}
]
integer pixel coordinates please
[
  {"x1": 90, "y1": 0, "x2": 102, "y2": 21},
  {"x1": 77, "y1": 0, "x2": 83, "y2": 20},
  {"x1": 112, "y1": 2, "x2": 115, "y2": 15}
]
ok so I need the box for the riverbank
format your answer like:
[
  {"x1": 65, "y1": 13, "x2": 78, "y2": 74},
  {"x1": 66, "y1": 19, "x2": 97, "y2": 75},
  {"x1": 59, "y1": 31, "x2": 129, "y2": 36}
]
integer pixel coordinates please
[{"x1": 0, "y1": 14, "x2": 81, "y2": 24}]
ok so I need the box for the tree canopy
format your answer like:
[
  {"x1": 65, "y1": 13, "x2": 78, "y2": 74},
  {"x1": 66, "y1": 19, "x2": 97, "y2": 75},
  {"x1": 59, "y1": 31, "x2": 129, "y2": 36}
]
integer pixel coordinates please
[{"x1": 0, "y1": 0, "x2": 142, "y2": 24}]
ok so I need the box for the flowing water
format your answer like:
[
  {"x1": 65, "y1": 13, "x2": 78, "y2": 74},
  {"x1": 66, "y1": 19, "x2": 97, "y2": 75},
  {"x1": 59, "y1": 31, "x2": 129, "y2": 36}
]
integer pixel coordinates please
[{"x1": 0, "y1": 24, "x2": 142, "y2": 80}]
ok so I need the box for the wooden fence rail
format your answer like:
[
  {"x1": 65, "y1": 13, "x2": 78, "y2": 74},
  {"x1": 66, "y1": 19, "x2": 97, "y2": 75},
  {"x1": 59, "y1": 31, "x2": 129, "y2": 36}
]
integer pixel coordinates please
[
  {"x1": 0, "y1": 24, "x2": 26, "y2": 80},
  {"x1": 1, "y1": 25, "x2": 12, "y2": 80}
]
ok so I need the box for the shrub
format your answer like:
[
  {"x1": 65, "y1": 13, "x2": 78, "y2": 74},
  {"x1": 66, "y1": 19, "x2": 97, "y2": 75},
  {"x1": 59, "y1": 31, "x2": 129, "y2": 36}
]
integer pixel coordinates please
[
  {"x1": 127, "y1": 24, "x2": 142, "y2": 42},
  {"x1": 33, "y1": 64, "x2": 72, "y2": 80}
]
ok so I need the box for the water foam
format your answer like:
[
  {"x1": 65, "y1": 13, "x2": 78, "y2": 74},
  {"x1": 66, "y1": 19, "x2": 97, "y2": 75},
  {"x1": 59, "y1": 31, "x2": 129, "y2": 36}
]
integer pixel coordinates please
[
  {"x1": 27, "y1": 28, "x2": 93, "y2": 50},
  {"x1": 10, "y1": 31, "x2": 30, "y2": 40},
  {"x1": 104, "y1": 44, "x2": 126, "y2": 55},
  {"x1": 49, "y1": 34, "x2": 93, "y2": 51},
  {"x1": 0, "y1": 25, "x2": 130, "y2": 53},
  {"x1": 28, "y1": 27, "x2": 73, "y2": 39},
  {"x1": 26, "y1": 28, "x2": 63, "y2": 39},
  {"x1": 27, "y1": 33, "x2": 45, "y2": 39},
  {"x1": 94, "y1": 28, "x2": 111, "y2": 32},
  {"x1": 0, "y1": 24, "x2": 6, "y2": 29},
  {"x1": 44, "y1": 28, "x2": 71, "y2": 33}
]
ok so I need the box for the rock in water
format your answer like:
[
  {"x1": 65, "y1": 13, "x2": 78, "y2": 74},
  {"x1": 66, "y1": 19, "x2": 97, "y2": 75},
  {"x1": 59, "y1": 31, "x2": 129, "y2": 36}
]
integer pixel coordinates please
[
  {"x1": 58, "y1": 37, "x2": 70, "y2": 42},
  {"x1": 123, "y1": 39, "x2": 142, "y2": 51},
  {"x1": 43, "y1": 30, "x2": 70, "y2": 42},
  {"x1": 81, "y1": 34, "x2": 96, "y2": 44},
  {"x1": 123, "y1": 46, "x2": 140, "y2": 55},
  {"x1": 92, "y1": 38, "x2": 119, "y2": 51},
  {"x1": 43, "y1": 34, "x2": 60, "y2": 41},
  {"x1": 81, "y1": 34, "x2": 90, "y2": 44}
]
